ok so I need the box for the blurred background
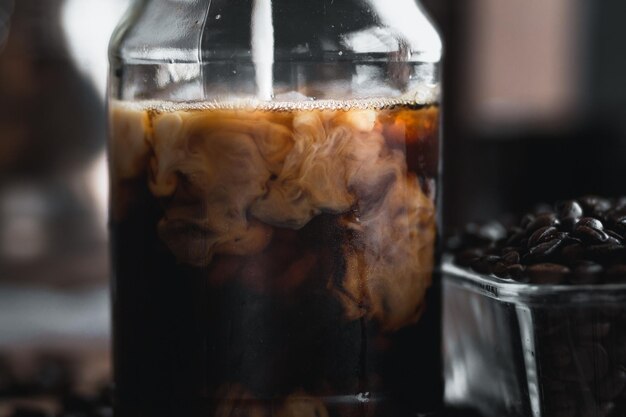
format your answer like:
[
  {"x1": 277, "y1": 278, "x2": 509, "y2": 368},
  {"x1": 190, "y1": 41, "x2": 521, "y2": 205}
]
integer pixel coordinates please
[{"x1": 0, "y1": 0, "x2": 626, "y2": 413}]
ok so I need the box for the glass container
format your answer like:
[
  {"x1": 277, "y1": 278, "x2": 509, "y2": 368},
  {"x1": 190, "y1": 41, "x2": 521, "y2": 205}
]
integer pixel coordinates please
[
  {"x1": 444, "y1": 259, "x2": 626, "y2": 417},
  {"x1": 108, "y1": 1, "x2": 442, "y2": 416}
]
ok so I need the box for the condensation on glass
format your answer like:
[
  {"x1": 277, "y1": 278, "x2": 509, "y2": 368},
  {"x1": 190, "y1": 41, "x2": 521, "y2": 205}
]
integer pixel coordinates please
[{"x1": 108, "y1": 1, "x2": 442, "y2": 416}]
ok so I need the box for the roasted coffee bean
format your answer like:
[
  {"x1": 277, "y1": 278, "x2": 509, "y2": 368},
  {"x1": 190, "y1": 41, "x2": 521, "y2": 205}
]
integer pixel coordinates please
[
  {"x1": 456, "y1": 248, "x2": 483, "y2": 267},
  {"x1": 525, "y1": 238, "x2": 565, "y2": 262},
  {"x1": 578, "y1": 217, "x2": 604, "y2": 230},
  {"x1": 506, "y1": 264, "x2": 526, "y2": 280},
  {"x1": 502, "y1": 251, "x2": 520, "y2": 265},
  {"x1": 483, "y1": 255, "x2": 501, "y2": 264},
  {"x1": 501, "y1": 246, "x2": 521, "y2": 256},
  {"x1": 561, "y1": 243, "x2": 585, "y2": 263},
  {"x1": 527, "y1": 263, "x2": 570, "y2": 284},
  {"x1": 451, "y1": 195, "x2": 626, "y2": 284},
  {"x1": 527, "y1": 213, "x2": 559, "y2": 233},
  {"x1": 558, "y1": 200, "x2": 584, "y2": 221},
  {"x1": 529, "y1": 226, "x2": 559, "y2": 247},
  {"x1": 586, "y1": 244, "x2": 626, "y2": 262},
  {"x1": 569, "y1": 262, "x2": 603, "y2": 285},
  {"x1": 574, "y1": 225, "x2": 610, "y2": 244},
  {"x1": 492, "y1": 262, "x2": 508, "y2": 278},
  {"x1": 606, "y1": 229, "x2": 624, "y2": 243},
  {"x1": 470, "y1": 257, "x2": 492, "y2": 274}
]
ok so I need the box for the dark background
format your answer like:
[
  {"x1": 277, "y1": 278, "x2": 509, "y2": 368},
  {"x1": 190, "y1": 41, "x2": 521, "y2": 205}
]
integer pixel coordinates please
[
  {"x1": 424, "y1": 0, "x2": 626, "y2": 230},
  {"x1": 0, "y1": 0, "x2": 626, "y2": 412}
]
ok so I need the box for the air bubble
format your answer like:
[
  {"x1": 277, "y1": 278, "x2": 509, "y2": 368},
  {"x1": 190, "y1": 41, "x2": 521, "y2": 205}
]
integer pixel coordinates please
[{"x1": 111, "y1": 93, "x2": 438, "y2": 114}]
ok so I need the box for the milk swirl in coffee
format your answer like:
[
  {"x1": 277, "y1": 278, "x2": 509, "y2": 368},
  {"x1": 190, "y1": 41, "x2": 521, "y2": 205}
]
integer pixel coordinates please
[{"x1": 109, "y1": 97, "x2": 440, "y2": 417}]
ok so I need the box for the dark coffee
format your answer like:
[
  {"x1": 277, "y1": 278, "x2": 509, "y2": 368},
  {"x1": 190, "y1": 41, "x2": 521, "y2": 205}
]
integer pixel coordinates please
[{"x1": 109, "y1": 99, "x2": 441, "y2": 417}]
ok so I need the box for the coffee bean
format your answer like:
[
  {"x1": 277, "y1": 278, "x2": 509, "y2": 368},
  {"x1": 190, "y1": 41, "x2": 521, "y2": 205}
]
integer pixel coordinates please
[
  {"x1": 561, "y1": 243, "x2": 585, "y2": 263},
  {"x1": 570, "y1": 262, "x2": 604, "y2": 285},
  {"x1": 606, "y1": 229, "x2": 624, "y2": 243},
  {"x1": 559, "y1": 200, "x2": 584, "y2": 221},
  {"x1": 525, "y1": 238, "x2": 565, "y2": 262},
  {"x1": 529, "y1": 226, "x2": 559, "y2": 247},
  {"x1": 527, "y1": 263, "x2": 570, "y2": 284},
  {"x1": 484, "y1": 255, "x2": 501, "y2": 263},
  {"x1": 527, "y1": 213, "x2": 559, "y2": 233},
  {"x1": 503, "y1": 251, "x2": 521, "y2": 265},
  {"x1": 470, "y1": 257, "x2": 492, "y2": 274},
  {"x1": 492, "y1": 262, "x2": 508, "y2": 278},
  {"x1": 501, "y1": 246, "x2": 521, "y2": 255},
  {"x1": 586, "y1": 244, "x2": 626, "y2": 262},
  {"x1": 506, "y1": 264, "x2": 526, "y2": 280},
  {"x1": 451, "y1": 195, "x2": 626, "y2": 284},
  {"x1": 574, "y1": 225, "x2": 610, "y2": 244},
  {"x1": 578, "y1": 217, "x2": 604, "y2": 230},
  {"x1": 456, "y1": 248, "x2": 483, "y2": 267}
]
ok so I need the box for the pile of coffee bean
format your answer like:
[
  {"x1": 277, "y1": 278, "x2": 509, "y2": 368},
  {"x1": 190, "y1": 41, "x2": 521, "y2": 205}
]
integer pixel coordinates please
[
  {"x1": 532, "y1": 307, "x2": 626, "y2": 417},
  {"x1": 451, "y1": 196, "x2": 626, "y2": 284}
]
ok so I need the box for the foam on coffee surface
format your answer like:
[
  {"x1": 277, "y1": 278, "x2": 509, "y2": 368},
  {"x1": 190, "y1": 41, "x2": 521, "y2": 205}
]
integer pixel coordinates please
[{"x1": 109, "y1": 98, "x2": 438, "y2": 331}]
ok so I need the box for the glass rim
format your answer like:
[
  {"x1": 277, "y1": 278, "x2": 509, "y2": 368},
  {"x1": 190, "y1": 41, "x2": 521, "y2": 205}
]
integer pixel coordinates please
[{"x1": 442, "y1": 256, "x2": 626, "y2": 305}]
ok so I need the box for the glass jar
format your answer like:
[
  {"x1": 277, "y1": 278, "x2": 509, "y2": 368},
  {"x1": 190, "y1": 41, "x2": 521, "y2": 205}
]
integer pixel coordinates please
[{"x1": 108, "y1": 1, "x2": 442, "y2": 416}]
